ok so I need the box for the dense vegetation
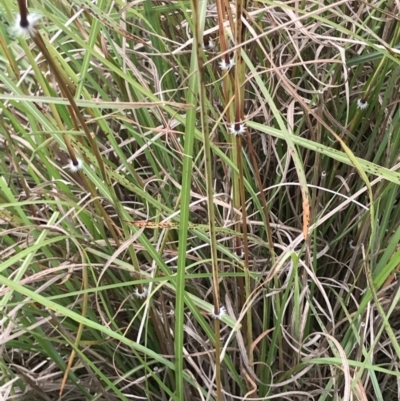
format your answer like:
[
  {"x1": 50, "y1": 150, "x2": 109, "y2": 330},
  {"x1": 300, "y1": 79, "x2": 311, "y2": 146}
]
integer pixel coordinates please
[{"x1": 1, "y1": 0, "x2": 400, "y2": 400}]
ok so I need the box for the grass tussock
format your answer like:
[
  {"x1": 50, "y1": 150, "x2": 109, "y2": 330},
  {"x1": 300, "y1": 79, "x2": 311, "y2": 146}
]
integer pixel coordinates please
[{"x1": 0, "y1": 0, "x2": 400, "y2": 400}]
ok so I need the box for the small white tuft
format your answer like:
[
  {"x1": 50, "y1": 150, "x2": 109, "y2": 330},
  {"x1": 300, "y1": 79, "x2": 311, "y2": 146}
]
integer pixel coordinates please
[
  {"x1": 203, "y1": 38, "x2": 214, "y2": 50},
  {"x1": 348, "y1": 240, "x2": 356, "y2": 250},
  {"x1": 211, "y1": 306, "x2": 227, "y2": 320},
  {"x1": 237, "y1": 250, "x2": 245, "y2": 259},
  {"x1": 134, "y1": 287, "x2": 148, "y2": 299},
  {"x1": 9, "y1": 13, "x2": 42, "y2": 38},
  {"x1": 219, "y1": 58, "x2": 235, "y2": 70},
  {"x1": 357, "y1": 99, "x2": 368, "y2": 110},
  {"x1": 229, "y1": 123, "x2": 246, "y2": 136},
  {"x1": 67, "y1": 158, "x2": 84, "y2": 173}
]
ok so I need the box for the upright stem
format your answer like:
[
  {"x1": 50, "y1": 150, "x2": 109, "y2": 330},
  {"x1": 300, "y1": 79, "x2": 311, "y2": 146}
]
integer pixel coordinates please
[
  {"x1": 234, "y1": 0, "x2": 253, "y2": 361},
  {"x1": 192, "y1": 1, "x2": 222, "y2": 400}
]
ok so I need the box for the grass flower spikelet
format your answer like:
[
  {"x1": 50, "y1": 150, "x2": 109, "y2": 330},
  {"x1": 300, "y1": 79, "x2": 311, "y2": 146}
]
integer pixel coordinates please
[
  {"x1": 357, "y1": 98, "x2": 368, "y2": 110},
  {"x1": 134, "y1": 287, "x2": 148, "y2": 299},
  {"x1": 10, "y1": 13, "x2": 42, "y2": 38},
  {"x1": 67, "y1": 158, "x2": 84, "y2": 173},
  {"x1": 229, "y1": 123, "x2": 246, "y2": 136},
  {"x1": 219, "y1": 58, "x2": 235, "y2": 70},
  {"x1": 211, "y1": 306, "x2": 226, "y2": 320}
]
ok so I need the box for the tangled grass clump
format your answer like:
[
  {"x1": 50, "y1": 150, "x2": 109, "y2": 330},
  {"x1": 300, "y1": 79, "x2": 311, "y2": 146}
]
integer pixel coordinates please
[{"x1": 0, "y1": 0, "x2": 400, "y2": 400}]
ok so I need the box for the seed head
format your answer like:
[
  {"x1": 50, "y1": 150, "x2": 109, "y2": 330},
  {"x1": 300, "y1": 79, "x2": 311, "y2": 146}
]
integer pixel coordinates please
[
  {"x1": 203, "y1": 36, "x2": 214, "y2": 50},
  {"x1": 67, "y1": 158, "x2": 84, "y2": 173},
  {"x1": 9, "y1": 13, "x2": 42, "y2": 38},
  {"x1": 357, "y1": 99, "x2": 368, "y2": 110},
  {"x1": 211, "y1": 306, "x2": 227, "y2": 320},
  {"x1": 134, "y1": 287, "x2": 148, "y2": 299},
  {"x1": 219, "y1": 58, "x2": 235, "y2": 70},
  {"x1": 229, "y1": 122, "x2": 246, "y2": 136}
]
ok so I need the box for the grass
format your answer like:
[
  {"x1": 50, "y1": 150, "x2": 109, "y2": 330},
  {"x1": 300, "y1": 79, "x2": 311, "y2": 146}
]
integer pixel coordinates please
[{"x1": 0, "y1": 0, "x2": 400, "y2": 400}]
